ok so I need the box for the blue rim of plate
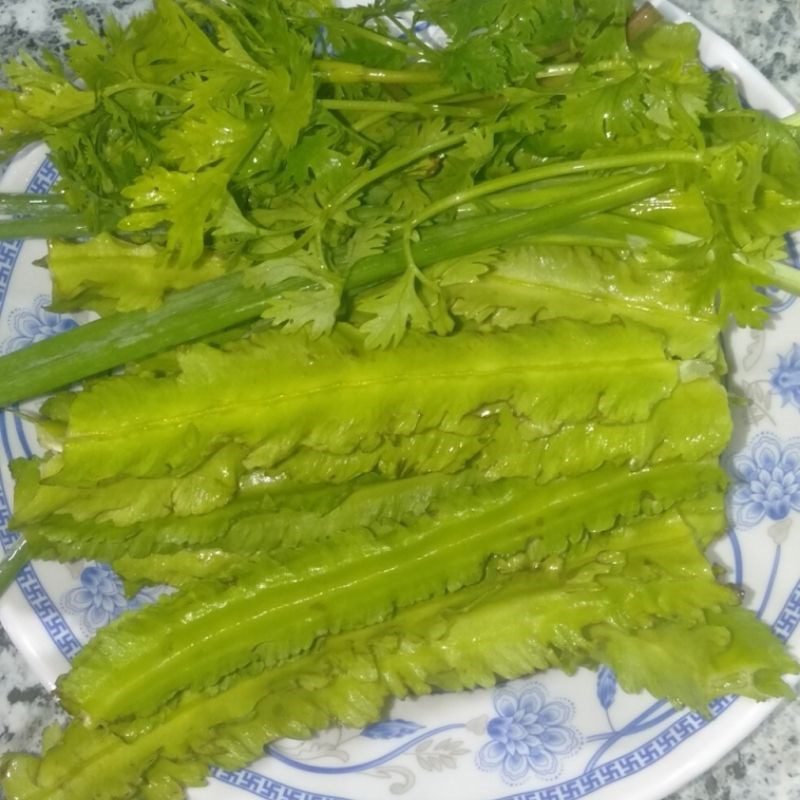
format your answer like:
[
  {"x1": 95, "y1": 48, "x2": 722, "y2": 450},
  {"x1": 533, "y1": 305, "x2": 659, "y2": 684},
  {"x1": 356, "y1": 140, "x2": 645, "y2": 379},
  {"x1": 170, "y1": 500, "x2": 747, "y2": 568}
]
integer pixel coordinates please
[
  {"x1": 0, "y1": 156, "x2": 84, "y2": 660},
  {"x1": 0, "y1": 154, "x2": 799, "y2": 800}
]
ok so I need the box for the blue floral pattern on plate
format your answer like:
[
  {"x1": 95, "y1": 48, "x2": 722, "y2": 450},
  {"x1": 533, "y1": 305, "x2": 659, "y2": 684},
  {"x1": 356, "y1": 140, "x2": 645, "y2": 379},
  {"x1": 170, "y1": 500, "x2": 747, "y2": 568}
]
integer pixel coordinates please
[
  {"x1": 361, "y1": 719, "x2": 425, "y2": 740},
  {"x1": 596, "y1": 666, "x2": 617, "y2": 712},
  {"x1": 61, "y1": 562, "x2": 164, "y2": 637},
  {"x1": 475, "y1": 683, "x2": 582, "y2": 784},
  {"x1": 770, "y1": 344, "x2": 800, "y2": 410},
  {"x1": 4, "y1": 294, "x2": 78, "y2": 353},
  {"x1": 730, "y1": 433, "x2": 800, "y2": 528}
]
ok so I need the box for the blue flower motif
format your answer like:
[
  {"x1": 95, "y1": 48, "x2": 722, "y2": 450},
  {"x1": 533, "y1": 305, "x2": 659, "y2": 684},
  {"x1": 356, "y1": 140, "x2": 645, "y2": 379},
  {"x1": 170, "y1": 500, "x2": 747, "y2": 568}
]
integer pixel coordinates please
[
  {"x1": 596, "y1": 666, "x2": 617, "y2": 711},
  {"x1": 361, "y1": 719, "x2": 424, "y2": 740},
  {"x1": 770, "y1": 343, "x2": 800, "y2": 410},
  {"x1": 62, "y1": 563, "x2": 128, "y2": 632},
  {"x1": 4, "y1": 295, "x2": 78, "y2": 354},
  {"x1": 476, "y1": 683, "x2": 581, "y2": 784},
  {"x1": 730, "y1": 433, "x2": 800, "y2": 528},
  {"x1": 61, "y1": 563, "x2": 165, "y2": 635}
]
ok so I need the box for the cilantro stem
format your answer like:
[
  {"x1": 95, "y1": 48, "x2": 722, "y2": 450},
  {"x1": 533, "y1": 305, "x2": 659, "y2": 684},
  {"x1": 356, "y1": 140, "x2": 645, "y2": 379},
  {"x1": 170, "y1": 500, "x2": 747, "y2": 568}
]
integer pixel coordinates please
[
  {"x1": 0, "y1": 195, "x2": 89, "y2": 240},
  {"x1": 0, "y1": 193, "x2": 70, "y2": 213},
  {"x1": 351, "y1": 87, "x2": 459, "y2": 131},
  {"x1": 521, "y1": 213, "x2": 703, "y2": 248},
  {"x1": 326, "y1": 123, "x2": 510, "y2": 215},
  {"x1": 314, "y1": 59, "x2": 442, "y2": 84},
  {"x1": 349, "y1": 172, "x2": 676, "y2": 288},
  {"x1": 0, "y1": 538, "x2": 29, "y2": 597},
  {"x1": 320, "y1": 98, "x2": 484, "y2": 118},
  {"x1": 535, "y1": 64, "x2": 580, "y2": 79},
  {"x1": 0, "y1": 215, "x2": 90, "y2": 239},
  {"x1": 317, "y1": 18, "x2": 431, "y2": 59},
  {"x1": 408, "y1": 150, "x2": 703, "y2": 229},
  {"x1": 760, "y1": 258, "x2": 800, "y2": 295},
  {"x1": 486, "y1": 173, "x2": 643, "y2": 211},
  {"x1": 534, "y1": 59, "x2": 632, "y2": 80},
  {"x1": 102, "y1": 81, "x2": 184, "y2": 100}
]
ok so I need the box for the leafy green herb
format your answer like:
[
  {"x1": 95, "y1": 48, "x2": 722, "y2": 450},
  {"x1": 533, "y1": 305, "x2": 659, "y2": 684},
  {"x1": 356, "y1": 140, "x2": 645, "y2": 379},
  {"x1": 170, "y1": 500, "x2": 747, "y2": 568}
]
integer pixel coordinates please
[{"x1": 0, "y1": 0, "x2": 797, "y2": 397}]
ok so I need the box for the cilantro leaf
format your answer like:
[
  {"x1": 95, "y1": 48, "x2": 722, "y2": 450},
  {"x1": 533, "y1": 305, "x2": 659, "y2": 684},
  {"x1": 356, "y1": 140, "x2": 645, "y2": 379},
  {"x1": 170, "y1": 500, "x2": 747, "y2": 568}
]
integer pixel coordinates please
[{"x1": 119, "y1": 167, "x2": 230, "y2": 267}]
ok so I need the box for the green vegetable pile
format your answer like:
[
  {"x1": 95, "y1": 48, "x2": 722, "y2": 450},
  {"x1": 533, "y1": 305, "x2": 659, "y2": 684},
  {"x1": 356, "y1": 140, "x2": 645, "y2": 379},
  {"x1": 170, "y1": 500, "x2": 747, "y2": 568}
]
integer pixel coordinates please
[{"x1": 0, "y1": 0, "x2": 799, "y2": 797}]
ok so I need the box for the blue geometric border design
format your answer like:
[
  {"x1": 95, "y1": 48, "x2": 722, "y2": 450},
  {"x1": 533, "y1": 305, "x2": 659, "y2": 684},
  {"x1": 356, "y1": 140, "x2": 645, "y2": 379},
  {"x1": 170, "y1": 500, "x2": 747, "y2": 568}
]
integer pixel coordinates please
[
  {"x1": 211, "y1": 769, "x2": 353, "y2": 800},
  {"x1": 0, "y1": 529, "x2": 83, "y2": 661},
  {"x1": 773, "y1": 578, "x2": 800, "y2": 643},
  {"x1": 0, "y1": 157, "x2": 58, "y2": 321},
  {"x1": 0, "y1": 155, "x2": 82, "y2": 660},
  {"x1": 0, "y1": 239, "x2": 24, "y2": 317}
]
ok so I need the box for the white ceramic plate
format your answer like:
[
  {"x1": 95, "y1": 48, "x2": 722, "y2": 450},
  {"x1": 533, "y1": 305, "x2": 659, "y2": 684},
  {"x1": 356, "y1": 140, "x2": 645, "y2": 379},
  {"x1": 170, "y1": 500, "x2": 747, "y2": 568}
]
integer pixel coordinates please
[{"x1": 1, "y1": 4, "x2": 799, "y2": 799}]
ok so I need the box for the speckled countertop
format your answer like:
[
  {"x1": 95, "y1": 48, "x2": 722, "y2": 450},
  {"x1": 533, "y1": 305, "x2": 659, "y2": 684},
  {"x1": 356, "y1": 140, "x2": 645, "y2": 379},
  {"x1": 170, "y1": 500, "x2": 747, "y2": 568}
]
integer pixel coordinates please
[{"x1": 0, "y1": 2, "x2": 799, "y2": 799}]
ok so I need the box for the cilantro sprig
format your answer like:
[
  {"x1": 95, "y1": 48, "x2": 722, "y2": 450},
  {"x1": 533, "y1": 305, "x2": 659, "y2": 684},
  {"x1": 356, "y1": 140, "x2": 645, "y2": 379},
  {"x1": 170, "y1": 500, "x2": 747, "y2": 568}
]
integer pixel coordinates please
[{"x1": 0, "y1": 0, "x2": 798, "y2": 404}]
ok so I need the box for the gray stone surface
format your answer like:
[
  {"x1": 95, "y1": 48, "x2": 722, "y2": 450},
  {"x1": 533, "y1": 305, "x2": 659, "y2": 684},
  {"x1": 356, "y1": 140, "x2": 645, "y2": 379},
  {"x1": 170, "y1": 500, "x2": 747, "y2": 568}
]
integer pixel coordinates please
[
  {"x1": 666, "y1": 699, "x2": 800, "y2": 800},
  {"x1": 0, "y1": 629, "x2": 66, "y2": 756},
  {"x1": 677, "y1": 0, "x2": 799, "y2": 103},
  {"x1": 0, "y1": 2, "x2": 799, "y2": 800},
  {"x1": 0, "y1": 0, "x2": 150, "y2": 58}
]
